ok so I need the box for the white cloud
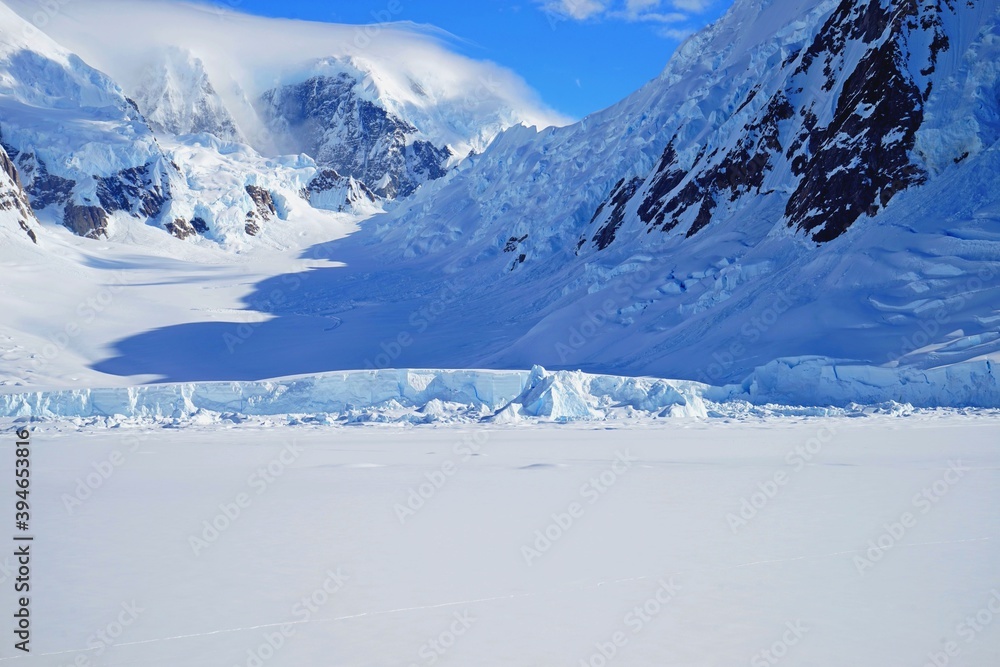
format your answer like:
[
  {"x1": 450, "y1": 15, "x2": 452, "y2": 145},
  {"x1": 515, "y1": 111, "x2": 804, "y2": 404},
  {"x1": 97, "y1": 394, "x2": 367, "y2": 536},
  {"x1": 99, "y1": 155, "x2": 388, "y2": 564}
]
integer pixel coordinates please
[
  {"x1": 626, "y1": 0, "x2": 661, "y2": 12},
  {"x1": 655, "y1": 26, "x2": 696, "y2": 40},
  {"x1": 539, "y1": 0, "x2": 710, "y2": 26},
  {"x1": 540, "y1": 0, "x2": 610, "y2": 20},
  {"x1": 614, "y1": 10, "x2": 688, "y2": 22},
  {"x1": 6, "y1": 0, "x2": 573, "y2": 146},
  {"x1": 671, "y1": 0, "x2": 714, "y2": 12}
]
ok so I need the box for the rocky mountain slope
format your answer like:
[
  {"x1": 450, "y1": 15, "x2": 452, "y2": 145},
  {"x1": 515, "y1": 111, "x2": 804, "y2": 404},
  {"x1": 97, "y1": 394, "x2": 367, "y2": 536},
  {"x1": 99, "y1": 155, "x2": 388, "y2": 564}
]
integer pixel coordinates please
[
  {"x1": 0, "y1": 2, "x2": 178, "y2": 240},
  {"x1": 0, "y1": 141, "x2": 37, "y2": 243}
]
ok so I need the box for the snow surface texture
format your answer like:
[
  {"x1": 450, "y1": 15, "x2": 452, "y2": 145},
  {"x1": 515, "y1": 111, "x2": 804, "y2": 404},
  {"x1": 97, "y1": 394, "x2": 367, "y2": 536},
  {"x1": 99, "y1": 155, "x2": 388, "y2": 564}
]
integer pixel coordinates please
[
  {"x1": 2, "y1": 364, "x2": 997, "y2": 426},
  {"x1": 12, "y1": 421, "x2": 1000, "y2": 665}
]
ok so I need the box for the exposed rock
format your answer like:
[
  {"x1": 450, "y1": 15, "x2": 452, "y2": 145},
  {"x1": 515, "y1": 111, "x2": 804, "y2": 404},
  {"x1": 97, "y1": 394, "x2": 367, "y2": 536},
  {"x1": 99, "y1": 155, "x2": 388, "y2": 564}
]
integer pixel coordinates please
[
  {"x1": 785, "y1": 0, "x2": 934, "y2": 241},
  {"x1": 590, "y1": 177, "x2": 644, "y2": 249},
  {"x1": 0, "y1": 144, "x2": 38, "y2": 243},
  {"x1": 165, "y1": 218, "x2": 200, "y2": 240},
  {"x1": 583, "y1": 0, "x2": 952, "y2": 248},
  {"x1": 1, "y1": 147, "x2": 75, "y2": 210},
  {"x1": 96, "y1": 163, "x2": 171, "y2": 219},
  {"x1": 245, "y1": 185, "x2": 275, "y2": 220},
  {"x1": 504, "y1": 234, "x2": 528, "y2": 253},
  {"x1": 261, "y1": 72, "x2": 453, "y2": 199},
  {"x1": 63, "y1": 204, "x2": 108, "y2": 239},
  {"x1": 305, "y1": 168, "x2": 377, "y2": 212},
  {"x1": 635, "y1": 92, "x2": 793, "y2": 238}
]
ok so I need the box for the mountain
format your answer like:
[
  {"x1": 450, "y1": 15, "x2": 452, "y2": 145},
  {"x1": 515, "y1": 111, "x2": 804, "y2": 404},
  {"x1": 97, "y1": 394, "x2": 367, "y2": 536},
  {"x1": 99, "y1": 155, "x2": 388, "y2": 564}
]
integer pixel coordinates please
[
  {"x1": 203, "y1": 0, "x2": 999, "y2": 384},
  {"x1": 258, "y1": 59, "x2": 452, "y2": 200},
  {"x1": 132, "y1": 46, "x2": 244, "y2": 143},
  {"x1": 0, "y1": 142, "x2": 37, "y2": 243},
  {"x1": 0, "y1": 2, "x2": 179, "y2": 239},
  {"x1": 2, "y1": 0, "x2": 998, "y2": 396},
  {"x1": 9, "y1": 0, "x2": 567, "y2": 211}
]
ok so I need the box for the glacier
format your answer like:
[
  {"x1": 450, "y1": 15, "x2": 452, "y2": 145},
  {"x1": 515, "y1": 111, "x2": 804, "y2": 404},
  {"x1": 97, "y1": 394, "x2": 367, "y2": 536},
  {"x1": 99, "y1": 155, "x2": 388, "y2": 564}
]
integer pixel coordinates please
[{"x1": 2, "y1": 360, "x2": 997, "y2": 425}]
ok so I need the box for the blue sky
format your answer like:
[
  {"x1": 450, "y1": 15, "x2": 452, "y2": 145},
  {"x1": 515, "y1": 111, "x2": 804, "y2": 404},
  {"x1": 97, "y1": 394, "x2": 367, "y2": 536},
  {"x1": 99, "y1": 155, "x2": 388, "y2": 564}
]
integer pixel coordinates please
[{"x1": 205, "y1": 0, "x2": 731, "y2": 119}]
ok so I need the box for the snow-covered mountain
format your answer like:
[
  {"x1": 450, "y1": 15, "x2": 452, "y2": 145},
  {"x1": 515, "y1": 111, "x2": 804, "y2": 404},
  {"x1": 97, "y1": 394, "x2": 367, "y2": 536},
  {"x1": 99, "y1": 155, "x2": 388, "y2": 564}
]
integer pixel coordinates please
[
  {"x1": 0, "y1": 2, "x2": 178, "y2": 239},
  {"x1": 218, "y1": 0, "x2": 999, "y2": 384},
  {"x1": 132, "y1": 46, "x2": 244, "y2": 143},
  {"x1": 0, "y1": 141, "x2": 36, "y2": 243},
  {"x1": 258, "y1": 59, "x2": 452, "y2": 200},
  {"x1": 8, "y1": 0, "x2": 567, "y2": 214}
]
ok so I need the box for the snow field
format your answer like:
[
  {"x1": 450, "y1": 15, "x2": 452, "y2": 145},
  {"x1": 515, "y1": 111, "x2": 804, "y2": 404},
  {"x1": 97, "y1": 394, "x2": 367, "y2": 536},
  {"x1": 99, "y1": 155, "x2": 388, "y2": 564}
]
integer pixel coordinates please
[{"x1": 8, "y1": 417, "x2": 999, "y2": 665}]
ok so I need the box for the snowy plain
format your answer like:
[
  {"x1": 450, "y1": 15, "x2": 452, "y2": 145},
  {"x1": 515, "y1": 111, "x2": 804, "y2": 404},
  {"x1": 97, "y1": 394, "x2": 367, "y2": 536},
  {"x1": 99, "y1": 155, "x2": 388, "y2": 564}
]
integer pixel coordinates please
[{"x1": 2, "y1": 417, "x2": 998, "y2": 666}]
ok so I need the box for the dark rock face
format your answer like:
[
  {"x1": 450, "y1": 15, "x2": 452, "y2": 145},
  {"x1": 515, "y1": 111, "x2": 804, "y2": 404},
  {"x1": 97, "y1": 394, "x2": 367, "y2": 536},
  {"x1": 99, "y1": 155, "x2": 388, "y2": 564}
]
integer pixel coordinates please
[
  {"x1": 164, "y1": 216, "x2": 209, "y2": 240},
  {"x1": 308, "y1": 169, "x2": 348, "y2": 196},
  {"x1": 784, "y1": 0, "x2": 936, "y2": 241},
  {"x1": 633, "y1": 93, "x2": 794, "y2": 239},
  {"x1": 3, "y1": 137, "x2": 175, "y2": 240},
  {"x1": 584, "y1": 0, "x2": 951, "y2": 250},
  {"x1": 63, "y1": 204, "x2": 109, "y2": 239},
  {"x1": 27, "y1": 169, "x2": 75, "y2": 209},
  {"x1": 590, "y1": 177, "x2": 644, "y2": 250},
  {"x1": 504, "y1": 234, "x2": 528, "y2": 253},
  {"x1": 260, "y1": 74, "x2": 453, "y2": 199},
  {"x1": 244, "y1": 185, "x2": 275, "y2": 236},
  {"x1": 305, "y1": 168, "x2": 377, "y2": 210},
  {"x1": 96, "y1": 163, "x2": 170, "y2": 219},
  {"x1": 0, "y1": 146, "x2": 75, "y2": 210},
  {"x1": 246, "y1": 185, "x2": 276, "y2": 220},
  {"x1": 0, "y1": 145, "x2": 38, "y2": 243}
]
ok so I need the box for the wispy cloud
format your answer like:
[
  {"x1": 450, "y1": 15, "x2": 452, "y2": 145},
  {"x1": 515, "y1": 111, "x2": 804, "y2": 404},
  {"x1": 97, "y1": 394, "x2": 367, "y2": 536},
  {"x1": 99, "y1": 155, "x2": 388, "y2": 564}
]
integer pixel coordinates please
[
  {"x1": 670, "y1": 0, "x2": 715, "y2": 12},
  {"x1": 537, "y1": 0, "x2": 713, "y2": 37},
  {"x1": 539, "y1": 0, "x2": 610, "y2": 20},
  {"x1": 656, "y1": 26, "x2": 696, "y2": 40}
]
